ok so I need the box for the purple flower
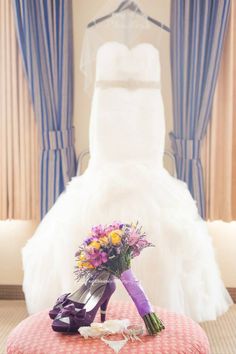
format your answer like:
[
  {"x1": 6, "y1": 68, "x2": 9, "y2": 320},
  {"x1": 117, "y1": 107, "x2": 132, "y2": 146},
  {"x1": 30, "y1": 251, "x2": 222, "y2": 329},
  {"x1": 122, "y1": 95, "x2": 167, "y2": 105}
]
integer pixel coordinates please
[
  {"x1": 91, "y1": 225, "x2": 105, "y2": 237},
  {"x1": 105, "y1": 221, "x2": 123, "y2": 234},
  {"x1": 87, "y1": 249, "x2": 108, "y2": 268},
  {"x1": 131, "y1": 247, "x2": 141, "y2": 257},
  {"x1": 84, "y1": 236, "x2": 97, "y2": 245}
]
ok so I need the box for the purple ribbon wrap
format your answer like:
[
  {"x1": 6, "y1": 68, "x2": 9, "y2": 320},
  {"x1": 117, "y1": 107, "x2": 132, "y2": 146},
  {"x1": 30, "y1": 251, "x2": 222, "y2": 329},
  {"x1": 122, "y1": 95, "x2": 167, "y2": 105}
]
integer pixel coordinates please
[{"x1": 120, "y1": 269, "x2": 153, "y2": 317}]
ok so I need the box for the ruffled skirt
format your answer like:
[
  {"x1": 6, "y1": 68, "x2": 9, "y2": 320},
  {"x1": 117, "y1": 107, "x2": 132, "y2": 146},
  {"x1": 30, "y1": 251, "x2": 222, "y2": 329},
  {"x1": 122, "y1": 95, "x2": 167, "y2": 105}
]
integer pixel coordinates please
[{"x1": 22, "y1": 162, "x2": 232, "y2": 321}]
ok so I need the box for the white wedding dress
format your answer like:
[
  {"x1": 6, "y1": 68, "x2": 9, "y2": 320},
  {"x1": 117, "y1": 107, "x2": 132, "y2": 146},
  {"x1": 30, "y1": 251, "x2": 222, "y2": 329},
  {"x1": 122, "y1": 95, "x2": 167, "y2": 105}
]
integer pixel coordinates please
[{"x1": 23, "y1": 42, "x2": 232, "y2": 321}]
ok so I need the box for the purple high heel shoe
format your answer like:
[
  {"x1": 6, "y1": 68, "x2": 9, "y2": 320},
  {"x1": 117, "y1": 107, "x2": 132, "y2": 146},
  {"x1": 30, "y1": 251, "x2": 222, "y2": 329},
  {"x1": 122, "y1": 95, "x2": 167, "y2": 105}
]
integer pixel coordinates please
[
  {"x1": 49, "y1": 280, "x2": 93, "y2": 319},
  {"x1": 51, "y1": 273, "x2": 116, "y2": 333}
]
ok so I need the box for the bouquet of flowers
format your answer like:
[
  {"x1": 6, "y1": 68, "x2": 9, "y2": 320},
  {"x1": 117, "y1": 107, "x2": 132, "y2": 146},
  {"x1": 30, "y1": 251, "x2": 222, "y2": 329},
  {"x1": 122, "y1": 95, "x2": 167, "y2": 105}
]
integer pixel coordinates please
[{"x1": 75, "y1": 221, "x2": 165, "y2": 335}]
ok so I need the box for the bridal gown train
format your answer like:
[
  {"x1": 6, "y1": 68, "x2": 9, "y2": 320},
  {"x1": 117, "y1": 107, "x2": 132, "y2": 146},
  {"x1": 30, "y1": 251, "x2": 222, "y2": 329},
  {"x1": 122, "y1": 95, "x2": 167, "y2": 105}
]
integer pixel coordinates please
[{"x1": 23, "y1": 41, "x2": 232, "y2": 320}]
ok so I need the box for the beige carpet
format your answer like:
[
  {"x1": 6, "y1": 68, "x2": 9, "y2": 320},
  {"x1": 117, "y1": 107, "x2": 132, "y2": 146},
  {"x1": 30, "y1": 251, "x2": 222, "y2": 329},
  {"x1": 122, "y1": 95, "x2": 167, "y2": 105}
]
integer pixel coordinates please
[
  {"x1": 0, "y1": 301, "x2": 27, "y2": 354},
  {"x1": 0, "y1": 301, "x2": 235, "y2": 354},
  {"x1": 201, "y1": 305, "x2": 236, "y2": 354}
]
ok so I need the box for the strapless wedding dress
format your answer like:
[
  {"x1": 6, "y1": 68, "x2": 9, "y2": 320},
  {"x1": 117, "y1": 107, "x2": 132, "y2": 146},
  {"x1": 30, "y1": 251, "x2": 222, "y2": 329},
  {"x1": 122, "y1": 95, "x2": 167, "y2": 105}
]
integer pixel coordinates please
[{"x1": 23, "y1": 42, "x2": 232, "y2": 321}]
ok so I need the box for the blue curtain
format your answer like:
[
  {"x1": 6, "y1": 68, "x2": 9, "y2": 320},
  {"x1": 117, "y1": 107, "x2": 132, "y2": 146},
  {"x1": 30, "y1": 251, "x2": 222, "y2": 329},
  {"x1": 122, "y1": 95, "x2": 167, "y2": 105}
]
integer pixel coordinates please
[
  {"x1": 12, "y1": 0, "x2": 76, "y2": 218},
  {"x1": 170, "y1": 0, "x2": 230, "y2": 218}
]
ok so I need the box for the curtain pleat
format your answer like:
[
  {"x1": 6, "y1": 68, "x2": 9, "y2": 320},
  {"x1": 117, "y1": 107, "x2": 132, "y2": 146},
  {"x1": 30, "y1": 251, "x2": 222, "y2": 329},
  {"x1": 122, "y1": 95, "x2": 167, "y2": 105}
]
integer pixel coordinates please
[
  {"x1": 202, "y1": 1, "x2": 236, "y2": 221},
  {"x1": 12, "y1": 0, "x2": 76, "y2": 218},
  {"x1": 0, "y1": 0, "x2": 39, "y2": 220},
  {"x1": 170, "y1": 0, "x2": 230, "y2": 218}
]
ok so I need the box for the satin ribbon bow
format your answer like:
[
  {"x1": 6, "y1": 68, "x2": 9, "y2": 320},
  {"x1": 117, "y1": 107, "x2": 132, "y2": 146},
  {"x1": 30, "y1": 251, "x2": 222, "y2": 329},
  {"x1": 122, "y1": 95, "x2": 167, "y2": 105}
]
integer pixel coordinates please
[
  {"x1": 55, "y1": 293, "x2": 70, "y2": 307},
  {"x1": 59, "y1": 303, "x2": 86, "y2": 320}
]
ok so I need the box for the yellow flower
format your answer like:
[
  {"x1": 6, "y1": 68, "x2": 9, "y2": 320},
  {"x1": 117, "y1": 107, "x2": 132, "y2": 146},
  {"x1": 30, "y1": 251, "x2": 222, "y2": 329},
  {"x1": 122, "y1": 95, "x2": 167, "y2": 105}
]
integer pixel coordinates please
[
  {"x1": 79, "y1": 252, "x2": 86, "y2": 261},
  {"x1": 99, "y1": 236, "x2": 109, "y2": 245},
  {"x1": 77, "y1": 252, "x2": 94, "y2": 269},
  {"x1": 84, "y1": 261, "x2": 94, "y2": 269},
  {"x1": 78, "y1": 260, "x2": 94, "y2": 269},
  {"x1": 109, "y1": 230, "x2": 122, "y2": 246},
  {"x1": 88, "y1": 241, "x2": 101, "y2": 250}
]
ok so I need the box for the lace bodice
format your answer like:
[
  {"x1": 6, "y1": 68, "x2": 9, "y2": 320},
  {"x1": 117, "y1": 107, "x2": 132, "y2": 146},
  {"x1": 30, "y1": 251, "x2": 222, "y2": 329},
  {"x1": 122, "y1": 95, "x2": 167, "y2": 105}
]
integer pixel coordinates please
[{"x1": 96, "y1": 42, "x2": 160, "y2": 82}]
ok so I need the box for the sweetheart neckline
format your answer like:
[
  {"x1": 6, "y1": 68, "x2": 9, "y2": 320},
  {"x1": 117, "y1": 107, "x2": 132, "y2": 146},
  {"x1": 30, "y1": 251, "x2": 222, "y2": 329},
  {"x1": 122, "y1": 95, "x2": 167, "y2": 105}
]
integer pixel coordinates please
[{"x1": 97, "y1": 41, "x2": 160, "y2": 56}]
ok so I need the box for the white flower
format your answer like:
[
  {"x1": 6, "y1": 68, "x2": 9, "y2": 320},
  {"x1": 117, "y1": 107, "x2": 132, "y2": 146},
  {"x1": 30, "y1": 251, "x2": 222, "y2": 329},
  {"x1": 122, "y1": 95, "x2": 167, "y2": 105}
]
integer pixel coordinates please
[
  {"x1": 78, "y1": 319, "x2": 130, "y2": 338},
  {"x1": 79, "y1": 325, "x2": 104, "y2": 338},
  {"x1": 102, "y1": 319, "x2": 130, "y2": 333}
]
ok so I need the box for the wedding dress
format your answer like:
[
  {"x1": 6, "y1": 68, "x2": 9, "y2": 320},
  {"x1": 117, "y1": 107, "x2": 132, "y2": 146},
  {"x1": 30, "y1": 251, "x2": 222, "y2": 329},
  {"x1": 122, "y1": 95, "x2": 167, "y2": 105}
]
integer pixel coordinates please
[{"x1": 23, "y1": 41, "x2": 232, "y2": 321}]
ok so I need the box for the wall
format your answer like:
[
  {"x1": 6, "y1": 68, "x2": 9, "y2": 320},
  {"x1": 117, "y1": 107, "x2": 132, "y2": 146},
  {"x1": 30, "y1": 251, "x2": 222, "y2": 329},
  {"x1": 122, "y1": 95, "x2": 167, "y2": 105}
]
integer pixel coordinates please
[
  {"x1": 0, "y1": 0, "x2": 235, "y2": 288},
  {"x1": 208, "y1": 221, "x2": 236, "y2": 286},
  {"x1": 0, "y1": 221, "x2": 38, "y2": 285}
]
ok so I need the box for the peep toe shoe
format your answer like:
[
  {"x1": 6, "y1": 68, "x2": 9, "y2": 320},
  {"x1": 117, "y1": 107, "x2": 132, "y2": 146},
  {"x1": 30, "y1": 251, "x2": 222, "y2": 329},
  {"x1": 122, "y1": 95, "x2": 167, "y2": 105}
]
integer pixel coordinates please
[
  {"x1": 51, "y1": 273, "x2": 116, "y2": 333},
  {"x1": 49, "y1": 280, "x2": 92, "y2": 319}
]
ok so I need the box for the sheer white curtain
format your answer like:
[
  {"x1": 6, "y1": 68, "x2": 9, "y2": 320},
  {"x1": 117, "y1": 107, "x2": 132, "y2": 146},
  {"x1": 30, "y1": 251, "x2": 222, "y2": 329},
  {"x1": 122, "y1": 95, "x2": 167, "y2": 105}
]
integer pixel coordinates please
[
  {"x1": 0, "y1": 0, "x2": 39, "y2": 220},
  {"x1": 202, "y1": 1, "x2": 236, "y2": 221}
]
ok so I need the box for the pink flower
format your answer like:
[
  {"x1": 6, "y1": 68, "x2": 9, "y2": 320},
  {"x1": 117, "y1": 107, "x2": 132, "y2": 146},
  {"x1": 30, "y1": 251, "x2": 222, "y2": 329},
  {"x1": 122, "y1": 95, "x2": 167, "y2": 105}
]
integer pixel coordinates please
[
  {"x1": 136, "y1": 238, "x2": 149, "y2": 248},
  {"x1": 105, "y1": 221, "x2": 123, "y2": 234},
  {"x1": 87, "y1": 249, "x2": 108, "y2": 268},
  {"x1": 91, "y1": 225, "x2": 106, "y2": 238},
  {"x1": 131, "y1": 238, "x2": 153, "y2": 258},
  {"x1": 127, "y1": 230, "x2": 140, "y2": 246},
  {"x1": 132, "y1": 248, "x2": 141, "y2": 257}
]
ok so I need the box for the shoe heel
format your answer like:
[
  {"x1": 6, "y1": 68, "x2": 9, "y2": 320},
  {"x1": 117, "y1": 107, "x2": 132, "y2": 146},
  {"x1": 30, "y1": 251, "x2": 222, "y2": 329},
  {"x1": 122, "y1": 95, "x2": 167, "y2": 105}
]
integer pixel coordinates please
[{"x1": 100, "y1": 296, "x2": 111, "y2": 322}]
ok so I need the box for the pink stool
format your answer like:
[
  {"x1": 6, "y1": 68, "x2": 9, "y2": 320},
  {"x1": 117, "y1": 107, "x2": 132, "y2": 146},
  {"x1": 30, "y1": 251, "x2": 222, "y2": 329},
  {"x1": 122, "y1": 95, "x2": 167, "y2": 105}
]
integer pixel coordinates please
[{"x1": 6, "y1": 301, "x2": 210, "y2": 353}]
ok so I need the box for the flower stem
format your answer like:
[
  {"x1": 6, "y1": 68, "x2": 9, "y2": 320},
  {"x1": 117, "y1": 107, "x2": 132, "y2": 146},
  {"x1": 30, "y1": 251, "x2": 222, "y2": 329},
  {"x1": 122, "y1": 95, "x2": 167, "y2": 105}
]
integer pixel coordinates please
[{"x1": 143, "y1": 312, "x2": 165, "y2": 335}]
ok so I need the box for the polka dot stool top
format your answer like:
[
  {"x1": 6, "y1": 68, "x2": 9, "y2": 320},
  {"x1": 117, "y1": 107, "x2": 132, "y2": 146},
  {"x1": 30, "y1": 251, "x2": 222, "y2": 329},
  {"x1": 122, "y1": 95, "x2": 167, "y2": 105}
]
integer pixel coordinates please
[{"x1": 6, "y1": 301, "x2": 210, "y2": 354}]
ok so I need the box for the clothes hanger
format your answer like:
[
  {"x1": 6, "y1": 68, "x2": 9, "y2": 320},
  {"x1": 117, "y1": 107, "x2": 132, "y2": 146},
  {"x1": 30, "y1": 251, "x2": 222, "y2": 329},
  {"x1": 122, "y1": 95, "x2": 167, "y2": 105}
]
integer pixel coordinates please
[{"x1": 87, "y1": 0, "x2": 170, "y2": 33}]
